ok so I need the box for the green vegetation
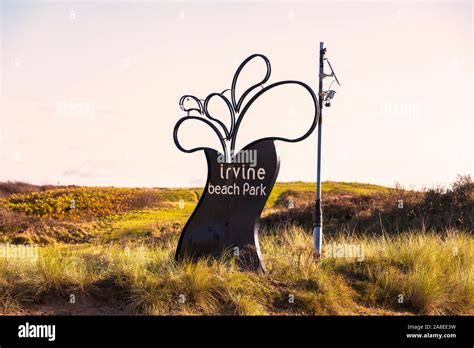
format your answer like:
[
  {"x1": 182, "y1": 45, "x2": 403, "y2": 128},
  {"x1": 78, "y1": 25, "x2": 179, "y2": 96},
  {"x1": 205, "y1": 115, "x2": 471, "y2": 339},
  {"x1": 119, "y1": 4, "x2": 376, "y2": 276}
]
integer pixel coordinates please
[
  {"x1": 0, "y1": 226, "x2": 471, "y2": 315},
  {"x1": 0, "y1": 180, "x2": 397, "y2": 245},
  {"x1": 98, "y1": 204, "x2": 196, "y2": 242},
  {"x1": 264, "y1": 175, "x2": 473, "y2": 234},
  {"x1": 1, "y1": 187, "x2": 165, "y2": 220},
  {"x1": 267, "y1": 181, "x2": 389, "y2": 208},
  {"x1": 0, "y1": 181, "x2": 383, "y2": 220},
  {"x1": 0, "y1": 178, "x2": 472, "y2": 315},
  {"x1": 155, "y1": 188, "x2": 201, "y2": 204}
]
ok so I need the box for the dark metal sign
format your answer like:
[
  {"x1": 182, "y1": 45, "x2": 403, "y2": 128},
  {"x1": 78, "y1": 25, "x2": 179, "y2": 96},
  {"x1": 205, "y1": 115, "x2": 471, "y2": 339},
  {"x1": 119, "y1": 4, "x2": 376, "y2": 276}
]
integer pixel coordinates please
[{"x1": 173, "y1": 54, "x2": 319, "y2": 271}]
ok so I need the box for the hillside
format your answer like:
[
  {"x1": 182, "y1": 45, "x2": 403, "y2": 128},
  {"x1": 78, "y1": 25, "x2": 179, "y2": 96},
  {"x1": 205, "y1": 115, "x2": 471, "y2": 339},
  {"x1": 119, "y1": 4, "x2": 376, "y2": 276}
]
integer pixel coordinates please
[{"x1": 0, "y1": 178, "x2": 472, "y2": 315}]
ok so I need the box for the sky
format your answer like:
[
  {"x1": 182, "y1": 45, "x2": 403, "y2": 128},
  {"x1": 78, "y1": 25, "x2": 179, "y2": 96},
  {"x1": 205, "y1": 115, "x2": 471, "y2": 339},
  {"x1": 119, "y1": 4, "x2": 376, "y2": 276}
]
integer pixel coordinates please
[{"x1": 0, "y1": 0, "x2": 472, "y2": 189}]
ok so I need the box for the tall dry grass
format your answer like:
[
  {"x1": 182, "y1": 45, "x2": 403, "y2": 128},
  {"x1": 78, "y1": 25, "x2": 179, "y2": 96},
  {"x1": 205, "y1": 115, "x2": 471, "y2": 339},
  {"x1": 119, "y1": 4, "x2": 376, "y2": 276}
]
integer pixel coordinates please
[
  {"x1": 0, "y1": 226, "x2": 471, "y2": 315},
  {"x1": 328, "y1": 229, "x2": 473, "y2": 314}
]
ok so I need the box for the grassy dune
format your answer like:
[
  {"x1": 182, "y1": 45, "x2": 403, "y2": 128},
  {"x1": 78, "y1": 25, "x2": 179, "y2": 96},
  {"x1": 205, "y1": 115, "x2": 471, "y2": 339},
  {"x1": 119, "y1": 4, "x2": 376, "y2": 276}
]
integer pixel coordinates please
[
  {"x1": 0, "y1": 226, "x2": 471, "y2": 315},
  {"x1": 0, "y1": 179, "x2": 472, "y2": 315},
  {"x1": 0, "y1": 181, "x2": 390, "y2": 245}
]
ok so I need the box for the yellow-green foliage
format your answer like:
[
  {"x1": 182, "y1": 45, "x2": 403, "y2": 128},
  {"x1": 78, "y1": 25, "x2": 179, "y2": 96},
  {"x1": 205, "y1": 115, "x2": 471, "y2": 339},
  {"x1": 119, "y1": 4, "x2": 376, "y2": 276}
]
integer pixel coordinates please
[
  {"x1": 1, "y1": 226, "x2": 471, "y2": 315},
  {"x1": 104, "y1": 205, "x2": 196, "y2": 228},
  {"x1": 0, "y1": 182, "x2": 388, "y2": 220},
  {"x1": 156, "y1": 188, "x2": 201, "y2": 203},
  {"x1": 1, "y1": 187, "x2": 166, "y2": 220},
  {"x1": 266, "y1": 181, "x2": 389, "y2": 208},
  {"x1": 98, "y1": 205, "x2": 195, "y2": 242}
]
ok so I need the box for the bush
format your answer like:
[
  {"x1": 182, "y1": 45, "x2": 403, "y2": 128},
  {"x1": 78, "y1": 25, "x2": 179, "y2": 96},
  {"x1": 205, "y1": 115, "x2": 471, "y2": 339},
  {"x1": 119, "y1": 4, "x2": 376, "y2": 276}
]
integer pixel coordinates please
[
  {"x1": 1, "y1": 187, "x2": 165, "y2": 221},
  {"x1": 262, "y1": 175, "x2": 473, "y2": 234}
]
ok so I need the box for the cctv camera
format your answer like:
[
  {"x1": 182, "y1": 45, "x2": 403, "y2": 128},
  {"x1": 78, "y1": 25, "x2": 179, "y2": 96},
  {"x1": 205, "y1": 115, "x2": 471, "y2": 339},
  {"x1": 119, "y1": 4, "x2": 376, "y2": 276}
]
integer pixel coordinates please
[{"x1": 326, "y1": 90, "x2": 336, "y2": 99}]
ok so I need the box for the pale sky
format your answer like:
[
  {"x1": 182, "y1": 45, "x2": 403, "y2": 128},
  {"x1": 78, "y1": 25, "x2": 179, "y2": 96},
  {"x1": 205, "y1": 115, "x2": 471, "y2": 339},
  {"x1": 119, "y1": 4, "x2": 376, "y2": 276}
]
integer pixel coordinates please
[{"x1": 0, "y1": 0, "x2": 472, "y2": 189}]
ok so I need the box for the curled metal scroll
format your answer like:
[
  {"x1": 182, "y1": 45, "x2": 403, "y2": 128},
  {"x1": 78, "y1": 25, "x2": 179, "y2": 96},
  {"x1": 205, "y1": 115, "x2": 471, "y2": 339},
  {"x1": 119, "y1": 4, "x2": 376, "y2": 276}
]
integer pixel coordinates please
[
  {"x1": 173, "y1": 116, "x2": 228, "y2": 161},
  {"x1": 231, "y1": 54, "x2": 271, "y2": 113},
  {"x1": 173, "y1": 54, "x2": 320, "y2": 158},
  {"x1": 203, "y1": 93, "x2": 235, "y2": 140}
]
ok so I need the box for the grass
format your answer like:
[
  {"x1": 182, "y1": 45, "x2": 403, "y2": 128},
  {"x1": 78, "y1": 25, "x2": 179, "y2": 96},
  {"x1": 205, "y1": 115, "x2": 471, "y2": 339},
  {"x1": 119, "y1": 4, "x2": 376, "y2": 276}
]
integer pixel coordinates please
[
  {"x1": 0, "y1": 186, "x2": 198, "y2": 222},
  {"x1": 1, "y1": 187, "x2": 166, "y2": 220},
  {"x1": 0, "y1": 181, "x2": 389, "y2": 220},
  {"x1": 325, "y1": 230, "x2": 473, "y2": 315},
  {"x1": 0, "y1": 225, "x2": 471, "y2": 315},
  {"x1": 0, "y1": 178, "x2": 471, "y2": 315},
  {"x1": 97, "y1": 204, "x2": 196, "y2": 242},
  {"x1": 266, "y1": 181, "x2": 389, "y2": 208},
  {"x1": 263, "y1": 176, "x2": 473, "y2": 234},
  {"x1": 0, "y1": 180, "x2": 400, "y2": 245}
]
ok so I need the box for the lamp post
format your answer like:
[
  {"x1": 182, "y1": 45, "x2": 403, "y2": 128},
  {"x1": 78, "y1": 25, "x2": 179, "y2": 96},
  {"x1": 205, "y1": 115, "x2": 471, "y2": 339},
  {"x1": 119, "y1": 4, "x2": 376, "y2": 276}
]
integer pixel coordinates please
[
  {"x1": 314, "y1": 42, "x2": 325, "y2": 257},
  {"x1": 314, "y1": 42, "x2": 340, "y2": 258}
]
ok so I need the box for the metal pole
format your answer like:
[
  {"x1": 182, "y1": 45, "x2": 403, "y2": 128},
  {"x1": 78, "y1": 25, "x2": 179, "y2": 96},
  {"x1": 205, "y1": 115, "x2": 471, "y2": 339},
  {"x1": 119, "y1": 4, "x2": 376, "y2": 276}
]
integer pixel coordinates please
[{"x1": 314, "y1": 42, "x2": 325, "y2": 258}]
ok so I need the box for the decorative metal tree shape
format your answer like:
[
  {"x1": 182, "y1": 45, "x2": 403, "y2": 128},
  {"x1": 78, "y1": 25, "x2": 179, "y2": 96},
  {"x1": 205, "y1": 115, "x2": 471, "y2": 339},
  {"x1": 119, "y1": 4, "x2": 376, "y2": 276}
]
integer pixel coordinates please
[{"x1": 173, "y1": 54, "x2": 320, "y2": 271}]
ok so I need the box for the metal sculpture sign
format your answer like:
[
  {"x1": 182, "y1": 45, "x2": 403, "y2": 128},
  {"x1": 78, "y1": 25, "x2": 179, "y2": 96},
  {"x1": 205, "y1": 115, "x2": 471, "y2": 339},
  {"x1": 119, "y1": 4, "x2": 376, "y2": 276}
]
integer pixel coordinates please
[{"x1": 173, "y1": 54, "x2": 320, "y2": 271}]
